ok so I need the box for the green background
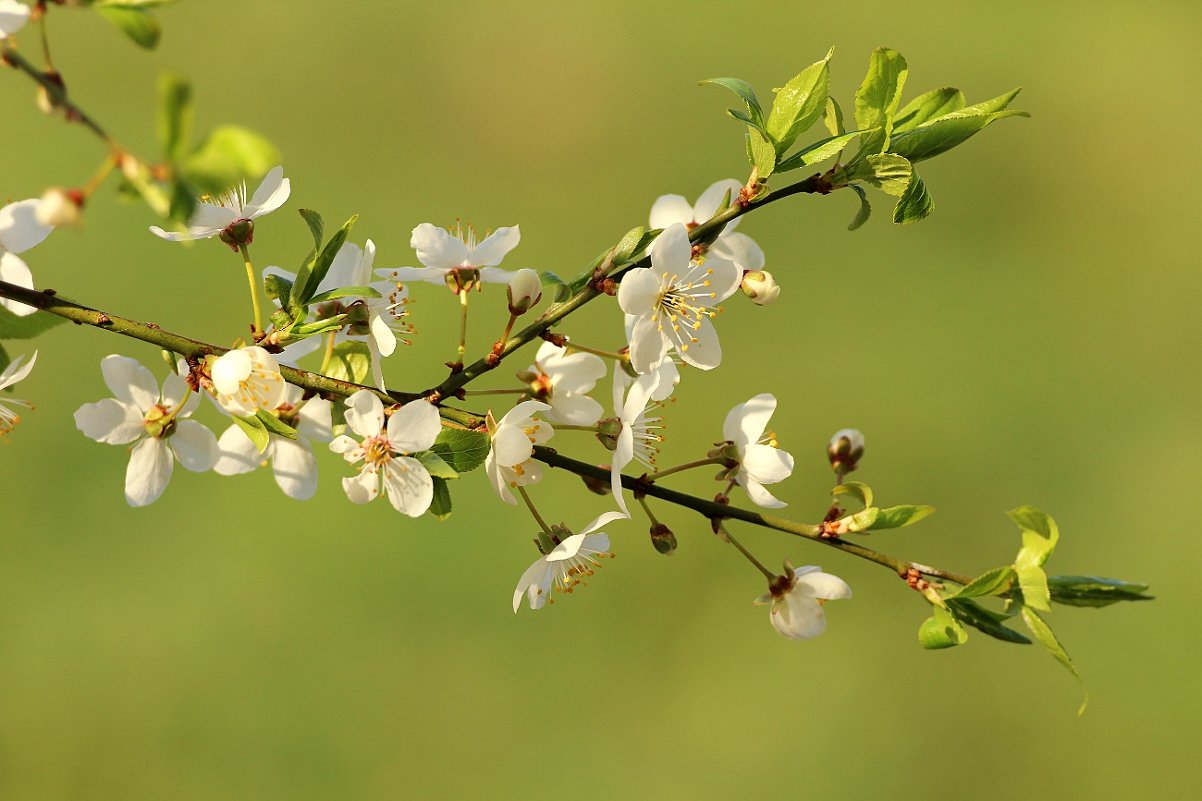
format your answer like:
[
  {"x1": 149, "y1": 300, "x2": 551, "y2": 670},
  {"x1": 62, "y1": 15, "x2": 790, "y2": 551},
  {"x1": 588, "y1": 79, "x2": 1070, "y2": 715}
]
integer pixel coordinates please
[{"x1": 2, "y1": 1, "x2": 1197, "y2": 798}]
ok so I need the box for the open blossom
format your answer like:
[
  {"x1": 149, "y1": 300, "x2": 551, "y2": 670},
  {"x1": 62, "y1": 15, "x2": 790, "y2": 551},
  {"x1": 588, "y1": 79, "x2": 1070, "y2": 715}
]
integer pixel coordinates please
[
  {"x1": 74, "y1": 355, "x2": 218, "y2": 507},
  {"x1": 0, "y1": 1, "x2": 30, "y2": 37},
  {"x1": 649, "y1": 178, "x2": 765, "y2": 269},
  {"x1": 149, "y1": 166, "x2": 290, "y2": 247},
  {"x1": 512, "y1": 510, "x2": 627, "y2": 612},
  {"x1": 0, "y1": 350, "x2": 37, "y2": 437},
  {"x1": 754, "y1": 565, "x2": 852, "y2": 640},
  {"x1": 212, "y1": 384, "x2": 333, "y2": 500},
  {"x1": 609, "y1": 367, "x2": 663, "y2": 515},
  {"x1": 524, "y1": 341, "x2": 606, "y2": 426},
  {"x1": 210, "y1": 346, "x2": 287, "y2": 417},
  {"x1": 722, "y1": 393, "x2": 794, "y2": 508},
  {"x1": 0, "y1": 198, "x2": 54, "y2": 317},
  {"x1": 389, "y1": 222, "x2": 520, "y2": 288},
  {"x1": 329, "y1": 390, "x2": 441, "y2": 516},
  {"x1": 618, "y1": 222, "x2": 742, "y2": 374},
  {"x1": 485, "y1": 400, "x2": 554, "y2": 504}
]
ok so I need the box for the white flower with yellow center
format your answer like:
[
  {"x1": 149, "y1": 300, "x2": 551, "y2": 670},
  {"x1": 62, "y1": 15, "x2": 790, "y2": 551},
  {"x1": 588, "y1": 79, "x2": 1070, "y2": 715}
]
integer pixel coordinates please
[
  {"x1": 210, "y1": 346, "x2": 287, "y2": 417},
  {"x1": 0, "y1": 350, "x2": 37, "y2": 437},
  {"x1": 608, "y1": 366, "x2": 663, "y2": 515},
  {"x1": 0, "y1": 1, "x2": 31, "y2": 37},
  {"x1": 722, "y1": 393, "x2": 794, "y2": 509},
  {"x1": 617, "y1": 223, "x2": 742, "y2": 374},
  {"x1": 0, "y1": 198, "x2": 54, "y2": 318},
  {"x1": 149, "y1": 166, "x2": 290, "y2": 247},
  {"x1": 485, "y1": 400, "x2": 554, "y2": 504},
  {"x1": 649, "y1": 178, "x2": 765, "y2": 270},
  {"x1": 74, "y1": 355, "x2": 218, "y2": 507},
  {"x1": 754, "y1": 565, "x2": 852, "y2": 640},
  {"x1": 512, "y1": 510, "x2": 627, "y2": 612},
  {"x1": 329, "y1": 390, "x2": 441, "y2": 516},
  {"x1": 524, "y1": 341, "x2": 606, "y2": 426},
  {"x1": 390, "y1": 222, "x2": 520, "y2": 288}
]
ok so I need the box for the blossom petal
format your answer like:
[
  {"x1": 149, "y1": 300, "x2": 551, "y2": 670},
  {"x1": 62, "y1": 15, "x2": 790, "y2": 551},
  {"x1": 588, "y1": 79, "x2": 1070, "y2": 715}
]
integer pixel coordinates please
[
  {"x1": 297, "y1": 397, "x2": 333, "y2": 443},
  {"x1": 492, "y1": 422, "x2": 534, "y2": 467},
  {"x1": 742, "y1": 475, "x2": 787, "y2": 509},
  {"x1": 469, "y1": 225, "x2": 520, "y2": 267},
  {"x1": 320, "y1": 241, "x2": 363, "y2": 295},
  {"x1": 271, "y1": 435, "x2": 319, "y2": 500},
  {"x1": 626, "y1": 313, "x2": 669, "y2": 375},
  {"x1": 0, "y1": 2, "x2": 31, "y2": 37},
  {"x1": 343, "y1": 468, "x2": 380, "y2": 504},
  {"x1": 701, "y1": 255, "x2": 744, "y2": 303},
  {"x1": 343, "y1": 389, "x2": 384, "y2": 438},
  {"x1": 160, "y1": 372, "x2": 189, "y2": 410},
  {"x1": 616, "y1": 267, "x2": 662, "y2": 316},
  {"x1": 611, "y1": 428, "x2": 633, "y2": 515},
  {"x1": 0, "y1": 199, "x2": 53, "y2": 253},
  {"x1": 186, "y1": 202, "x2": 239, "y2": 235},
  {"x1": 370, "y1": 312, "x2": 398, "y2": 358},
  {"x1": 386, "y1": 399, "x2": 441, "y2": 453},
  {"x1": 793, "y1": 568, "x2": 853, "y2": 601},
  {"x1": 74, "y1": 399, "x2": 143, "y2": 445},
  {"x1": 486, "y1": 451, "x2": 517, "y2": 505},
  {"x1": 513, "y1": 557, "x2": 555, "y2": 612},
  {"x1": 670, "y1": 315, "x2": 721, "y2": 370},
  {"x1": 148, "y1": 225, "x2": 197, "y2": 242},
  {"x1": 579, "y1": 510, "x2": 628, "y2": 536},
  {"x1": 710, "y1": 232, "x2": 765, "y2": 270},
  {"x1": 649, "y1": 193, "x2": 695, "y2": 229},
  {"x1": 244, "y1": 166, "x2": 290, "y2": 217},
  {"x1": 499, "y1": 399, "x2": 551, "y2": 427},
  {"x1": 742, "y1": 442, "x2": 794, "y2": 484},
  {"x1": 650, "y1": 223, "x2": 693, "y2": 283},
  {"x1": 212, "y1": 425, "x2": 262, "y2": 475},
  {"x1": 649, "y1": 359, "x2": 680, "y2": 402},
  {"x1": 0, "y1": 350, "x2": 36, "y2": 390},
  {"x1": 0, "y1": 252, "x2": 36, "y2": 317},
  {"x1": 125, "y1": 437, "x2": 173, "y2": 507},
  {"x1": 546, "y1": 393, "x2": 603, "y2": 427},
  {"x1": 381, "y1": 456, "x2": 433, "y2": 517},
  {"x1": 694, "y1": 179, "x2": 743, "y2": 222},
  {"x1": 410, "y1": 223, "x2": 470, "y2": 269},
  {"x1": 101, "y1": 355, "x2": 160, "y2": 412},
  {"x1": 771, "y1": 594, "x2": 827, "y2": 640},
  {"x1": 537, "y1": 343, "x2": 605, "y2": 391},
  {"x1": 170, "y1": 419, "x2": 218, "y2": 472},
  {"x1": 733, "y1": 393, "x2": 775, "y2": 447}
]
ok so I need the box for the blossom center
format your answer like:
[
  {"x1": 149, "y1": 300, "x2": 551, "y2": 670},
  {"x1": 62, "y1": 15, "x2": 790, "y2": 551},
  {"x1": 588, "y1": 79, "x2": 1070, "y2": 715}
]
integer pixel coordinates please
[
  {"x1": 653, "y1": 265, "x2": 719, "y2": 350},
  {"x1": 142, "y1": 403, "x2": 177, "y2": 439},
  {"x1": 362, "y1": 434, "x2": 394, "y2": 468}
]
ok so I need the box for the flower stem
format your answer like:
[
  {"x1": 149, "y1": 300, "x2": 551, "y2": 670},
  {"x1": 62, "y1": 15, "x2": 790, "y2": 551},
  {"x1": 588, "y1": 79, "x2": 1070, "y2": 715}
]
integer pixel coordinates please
[
  {"x1": 456, "y1": 290, "x2": 470, "y2": 366},
  {"x1": 319, "y1": 331, "x2": 336, "y2": 374},
  {"x1": 651, "y1": 457, "x2": 723, "y2": 481},
  {"x1": 462, "y1": 388, "x2": 529, "y2": 396},
  {"x1": 566, "y1": 342, "x2": 628, "y2": 361},
  {"x1": 637, "y1": 495, "x2": 661, "y2": 527},
  {"x1": 82, "y1": 154, "x2": 118, "y2": 197},
  {"x1": 516, "y1": 485, "x2": 554, "y2": 539},
  {"x1": 718, "y1": 523, "x2": 777, "y2": 581},
  {"x1": 238, "y1": 244, "x2": 264, "y2": 339},
  {"x1": 551, "y1": 424, "x2": 598, "y2": 432}
]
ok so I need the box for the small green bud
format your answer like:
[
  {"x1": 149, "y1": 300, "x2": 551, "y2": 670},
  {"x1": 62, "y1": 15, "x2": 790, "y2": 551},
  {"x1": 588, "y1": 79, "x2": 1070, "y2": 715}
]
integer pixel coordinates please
[
  {"x1": 595, "y1": 417, "x2": 621, "y2": 451},
  {"x1": 649, "y1": 523, "x2": 677, "y2": 555},
  {"x1": 828, "y1": 428, "x2": 865, "y2": 473}
]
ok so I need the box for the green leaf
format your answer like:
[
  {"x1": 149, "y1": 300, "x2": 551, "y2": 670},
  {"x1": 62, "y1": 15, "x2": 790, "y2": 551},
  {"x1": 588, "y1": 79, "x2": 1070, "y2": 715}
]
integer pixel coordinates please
[
  {"x1": 256, "y1": 409, "x2": 298, "y2": 441},
  {"x1": 699, "y1": 77, "x2": 766, "y2": 128},
  {"x1": 611, "y1": 226, "x2": 650, "y2": 265},
  {"x1": 324, "y1": 341, "x2": 372, "y2": 385},
  {"x1": 298, "y1": 209, "x2": 324, "y2": 254},
  {"x1": 953, "y1": 566, "x2": 1017, "y2": 599},
  {"x1": 919, "y1": 604, "x2": 967, "y2": 649},
  {"x1": 1047, "y1": 575, "x2": 1154, "y2": 608},
  {"x1": 859, "y1": 153, "x2": 913, "y2": 196},
  {"x1": 156, "y1": 72, "x2": 193, "y2": 162},
  {"x1": 306, "y1": 286, "x2": 382, "y2": 305},
  {"x1": 96, "y1": 6, "x2": 161, "y2": 49},
  {"x1": 291, "y1": 215, "x2": 358, "y2": 312},
  {"x1": 180, "y1": 125, "x2": 280, "y2": 195},
  {"x1": 775, "y1": 130, "x2": 865, "y2": 173},
  {"x1": 840, "y1": 507, "x2": 879, "y2": 533},
  {"x1": 888, "y1": 89, "x2": 1027, "y2": 163},
  {"x1": 765, "y1": 48, "x2": 833, "y2": 155},
  {"x1": 0, "y1": 307, "x2": 67, "y2": 340},
  {"x1": 823, "y1": 96, "x2": 845, "y2": 137},
  {"x1": 430, "y1": 427, "x2": 490, "y2": 473},
  {"x1": 231, "y1": 414, "x2": 270, "y2": 454},
  {"x1": 854, "y1": 47, "x2": 908, "y2": 154},
  {"x1": 847, "y1": 185, "x2": 871, "y2": 231},
  {"x1": 289, "y1": 315, "x2": 347, "y2": 338},
  {"x1": 869, "y1": 504, "x2": 936, "y2": 530},
  {"x1": 1021, "y1": 605, "x2": 1088, "y2": 714},
  {"x1": 418, "y1": 451, "x2": 459, "y2": 481},
  {"x1": 429, "y1": 477, "x2": 453, "y2": 521},
  {"x1": 263, "y1": 273, "x2": 294, "y2": 305},
  {"x1": 946, "y1": 598, "x2": 1031, "y2": 644},
  {"x1": 892, "y1": 173, "x2": 934, "y2": 224},
  {"x1": 893, "y1": 87, "x2": 965, "y2": 133},
  {"x1": 748, "y1": 128, "x2": 776, "y2": 179},
  {"x1": 832, "y1": 480, "x2": 873, "y2": 509},
  {"x1": 1011, "y1": 507, "x2": 1060, "y2": 611},
  {"x1": 539, "y1": 271, "x2": 570, "y2": 303}
]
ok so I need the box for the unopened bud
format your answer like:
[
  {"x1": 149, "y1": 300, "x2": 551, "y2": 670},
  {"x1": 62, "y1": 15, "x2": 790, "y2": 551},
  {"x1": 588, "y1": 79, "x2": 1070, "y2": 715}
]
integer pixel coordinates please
[
  {"x1": 506, "y1": 268, "x2": 543, "y2": 315},
  {"x1": 827, "y1": 428, "x2": 865, "y2": 473},
  {"x1": 595, "y1": 417, "x2": 621, "y2": 451},
  {"x1": 36, "y1": 70, "x2": 66, "y2": 115},
  {"x1": 740, "y1": 270, "x2": 780, "y2": 306},
  {"x1": 649, "y1": 523, "x2": 677, "y2": 555},
  {"x1": 580, "y1": 472, "x2": 610, "y2": 496},
  {"x1": 36, "y1": 187, "x2": 85, "y2": 227},
  {"x1": 218, "y1": 218, "x2": 255, "y2": 250}
]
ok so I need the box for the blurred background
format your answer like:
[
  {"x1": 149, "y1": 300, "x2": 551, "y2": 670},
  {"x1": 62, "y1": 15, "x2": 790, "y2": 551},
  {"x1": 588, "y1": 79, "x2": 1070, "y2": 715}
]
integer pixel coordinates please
[{"x1": 2, "y1": 0, "x2": 1198, "y2": 798}]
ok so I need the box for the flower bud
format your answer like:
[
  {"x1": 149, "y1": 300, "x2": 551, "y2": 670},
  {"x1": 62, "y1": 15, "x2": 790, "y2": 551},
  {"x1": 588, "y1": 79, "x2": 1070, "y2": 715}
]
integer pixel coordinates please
[
  {"x1": 740, "y1": 270, "x2": 780, "y2": 305},
  {"x1": 580, "y1": 472, "x2": 610, "y2": 496},
  {"x1": 506, "y1": 268, "x2": 543, "y2": 315},
  {"x1": 36, "y1": 187, "x2": 85, "y2": 228},
  {"x1": 35, "y1": 70, "x2": 66, "y2": 115},
  {"x1": 649, "y1": 523, "x2": 677, "y2": 555},
  {"x1": 827, "y1": 428, "x2": 865, "y2": 473},
  {"x1": 218, "y1": 218, "x2": 255, "y2": 250},
  {"x1": 595, "y1": 417, "x2": 622, "y2": 451}
]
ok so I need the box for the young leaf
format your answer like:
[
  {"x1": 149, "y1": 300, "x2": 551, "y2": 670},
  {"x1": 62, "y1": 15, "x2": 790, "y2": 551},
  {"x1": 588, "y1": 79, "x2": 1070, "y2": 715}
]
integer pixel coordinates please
[
  {"x1": 298, "y1": 209, "x2": 324, "y2": 254},
  {"x1": 892, "y1": 173, "x2": 934, "y2": 224},
  {"x1": 823, "y1": 96, "x2": 845, "y2": 137},
  {"x1": 231, "y1": 413, "x2": 270, "y2": 454},
  {"x1": 765, "y1": 48, "x2": 834, "y2": 155},
  {"x1": 854, "y1": 47, "x2": 908, "y2": 154},
  {"x1": 180, "y1": 125, "x2": 281, "y2": 195},
  {"x1": 540, "y1": 271, "x2": 571, "y2": 303},
  {"x1": 888, "y1": 89, "x2": 1027, "y2": 163},
  {"x1": 840, "y1": 507, "x2": 879, "y2": 533},
  {"x1": 748, "y1": 128, "x2": 777, "y2": 179},
  {"x1": 306, "y1": 286, "x2": 383, "y2": 305},
  {"x1": 1012, "y1": 507, "x2": 1060, "y2": 610},
  {"x1": 952, "y1": 566, "x2": 1017, "y2": 599},
  {"x1": 699, "y1": 78, "x2": 766, "y2": 128},
  {"x1": 157, "y1": 72, "x2": 193, "y2": 162},
  {"x1": 429, "y1": 477, "x2": 453, "y2": 521},
  {"x1": 611, "y1": 226, "x2": 650, "y2": 265},
  {"x1": 869, "y1": 504, "x2": 936, "y2": 530},
  {"x1": 1047, "y1": 575, "x2": 1154, "y2": 608},
  {"x1": 418, "y1": 450, "x2": 460, "y2": 481},
  {"x1": 291, "y1": 215, "x2": 358, "y2": 311},
  {"x1": 431, "y1": 427, "x2": 490, "y2": 473},
  {"x1": 324, "y1": 341, "x2": 372, "y2": 385},
  {"x1": 96, "y1": 5, "x2": 161, "y2": 49},
  {"x1": 774, "y1": 130, "x2": 865, "y2": 173},
  {"x1": 919, "y1": 604, "x2": 967, "y2": 649},
  {"x1": 263, "y1": 273, "x2": 294, "y2": 305},
  {"x1": 946, "y1": 598, "x2": 1031, "y2": 644},
  {"x1": 0, "y1": 307, "x2": 66, "y2": 340},
  {"x1": 860, "y1": 153, "x2": 913, "y2": 196},
  {"x1": 289, "y1": 315, "x2": 348, "y2": 338},
  {"x1": 893, "y1": 87, "x2": 966, "y2": 133},
  {"x1": 256, "y1": 409, "x2": 299, "y2": 441},
  {"x1": 832, "y1": 480, "x2": 873, "y2": 509},
  {"x1": 847, "y1": 185, "x2": 871, "y2": 231},
  {"x1": 1021, "y1": 605, "x2": 1088, "y2": 714}
]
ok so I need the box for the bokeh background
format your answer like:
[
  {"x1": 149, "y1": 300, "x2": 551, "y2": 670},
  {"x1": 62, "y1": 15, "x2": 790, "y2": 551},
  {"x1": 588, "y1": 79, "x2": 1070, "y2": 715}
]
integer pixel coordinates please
[{"x1": 2, "y1": 1, "x2": 1198, "y2": 798}]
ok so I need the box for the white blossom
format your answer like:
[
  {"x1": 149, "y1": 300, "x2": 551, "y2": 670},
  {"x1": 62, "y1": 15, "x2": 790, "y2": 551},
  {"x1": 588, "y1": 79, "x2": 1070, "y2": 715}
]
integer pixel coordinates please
[
  {"x1": 618, "y1": 222, "x2": 742, "y2": 374},
  {"x1": 0, "y1": 198, "x2": 54, "y2": 318},
  {"x1": 212, "y1": 384, "x2": 333, "y2": 500},
  {"x1": 525, "y1": 341, "x2": 606, "y2": 426},
  {"x1": 0, "y1": 350, "x2": 37, "y2": 437},
  {"x1": 210, "y1": 346, "x2": 287, "y2": 417},
  {"x1": 389, "y1": 222, "x2": 520, "y2": 287},
  {"x1": 0, "y1": 1, "x2": 30, "y2": 37},
  {"x1": 722, "y1": 393, "x2": 794, "y2": 509},
  {"x1": 512, "y1": 510, "x2": 627, "y2": 612},
  {"x1": 753, "y1": 565, "x2": 852, "y2": 640},
  {"x1": 485, "y1": 400, "x2": 554, "y2": 504},
  {"x1": 329, "y1": 390, "x2": 441, "y2": 516},
  {"x1": 74, "y1": 355, "x2": 218, "y2": 507},
  {"x1": 649, "y1": 178, "x2": 765, "y2": 269},
  {"x1": 149, "y1": 166, "x2": 290, "y2": 245},
  {"x1": 609, "y1": 366, "x2": 662, "y2": 515}
]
